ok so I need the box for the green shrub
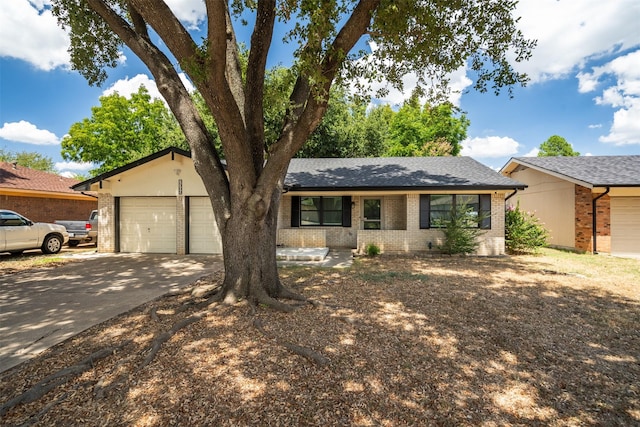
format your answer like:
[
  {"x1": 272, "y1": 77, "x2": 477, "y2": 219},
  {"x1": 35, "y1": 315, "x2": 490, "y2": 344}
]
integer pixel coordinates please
[
  {"x1": 505, "y1": 202, "x2": 549, "y2": 254},
  {"x1": 436, "y1": 204, "x2": 486, "y2": 255},
  {"x1": 365, "y1": 243, "x2": 381, "y2": 257}
]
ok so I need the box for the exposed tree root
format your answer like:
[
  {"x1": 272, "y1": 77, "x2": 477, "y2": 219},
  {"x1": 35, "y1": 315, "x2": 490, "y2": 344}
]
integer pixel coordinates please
[
  {"x1": 252, "y1": 318, "x2": 330, "y2": 366},
  {"x1": 276, "y1": 285, "x2": 309, "y2": 302},
  {"x1": 139, "y1": 312, "x2": 205, "y2": 369},
  {"x1": 0, "y1": 342, "x2": 129, "y2": 417}
]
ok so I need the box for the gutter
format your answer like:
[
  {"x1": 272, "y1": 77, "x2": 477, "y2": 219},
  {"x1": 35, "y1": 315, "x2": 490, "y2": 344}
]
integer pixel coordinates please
[
  {"x1": 505, "y1": 188, "x2": 519, "y2": 201},
  {"x1": 81, "y1": 191, "x2": 99, "y2": 199},
  {"x1": 592, "y1": 186, "x2": 610, "y2": 254}
]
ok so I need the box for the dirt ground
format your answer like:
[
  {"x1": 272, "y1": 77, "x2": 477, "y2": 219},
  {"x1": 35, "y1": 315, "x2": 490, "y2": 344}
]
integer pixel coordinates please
[{"x1": 1, "y1": 250, "x2": 639, "y2": 426}]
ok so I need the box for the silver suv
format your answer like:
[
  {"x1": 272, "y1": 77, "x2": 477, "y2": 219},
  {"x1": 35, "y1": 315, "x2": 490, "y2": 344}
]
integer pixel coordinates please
[{"x1": 0, "y1": 210, "x2": 70, "y2": 255}]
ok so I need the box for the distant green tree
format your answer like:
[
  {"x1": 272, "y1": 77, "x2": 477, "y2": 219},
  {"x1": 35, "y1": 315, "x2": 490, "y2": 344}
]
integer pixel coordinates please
[
  {"x1": 538, "y1": 135, "x2": 579, "y2": 157},
  {"x1": 61, "y1": 86, "x2": 188, "y2": 176},
  {"x1": 0, "y1": 149, "x2": 56, "y2": 172},
  {"x1": 385, "y1": 93, "x2": 469, "y2": 157}
]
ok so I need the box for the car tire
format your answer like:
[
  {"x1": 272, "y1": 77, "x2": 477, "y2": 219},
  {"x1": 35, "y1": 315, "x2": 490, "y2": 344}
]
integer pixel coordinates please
[
  {"x1": 68, "y1": 241, "x2": 80, "y2": 247},
  {"x1": 42, "y1": 234, "x2": 63, "y2": 254}
]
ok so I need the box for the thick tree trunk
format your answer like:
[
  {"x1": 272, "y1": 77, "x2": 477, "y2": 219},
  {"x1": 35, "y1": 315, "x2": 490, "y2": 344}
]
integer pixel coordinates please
[{"x1": 215, "y1": 189, "x2": 304, "y2": 312}]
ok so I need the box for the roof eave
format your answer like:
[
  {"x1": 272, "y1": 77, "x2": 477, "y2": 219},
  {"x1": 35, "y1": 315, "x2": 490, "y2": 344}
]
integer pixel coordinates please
[
  {"x1": 71, "y1": 147, "x2": 192, "y2": 192},
  {"x1": 286, "y1": 184, "x2": 527, "y2": 192}
]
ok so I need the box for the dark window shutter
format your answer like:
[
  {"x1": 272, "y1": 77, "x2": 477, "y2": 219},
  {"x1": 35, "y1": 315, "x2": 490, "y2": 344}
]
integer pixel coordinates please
[
  {"x1": 291, "y1": 196, "x2": 300, "y2": 227},
  {"x1": 419, "y1": 195, "x2": 430, "y2": 229},
  {"x1": 342, "y1": 196, "x2": 352, "y2": 227},
  {"x1": 480, "y1": 194, "x2": 491, "y2": 229}
]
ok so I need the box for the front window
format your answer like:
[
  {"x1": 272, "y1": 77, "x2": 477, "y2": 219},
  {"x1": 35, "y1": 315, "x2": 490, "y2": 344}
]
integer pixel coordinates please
[
  {"x1": 421, "y1": 194, "x2": 490, "y2": 229},
  {"x1": 300, "y1": 196, "x2": 343, "y2": 226}
]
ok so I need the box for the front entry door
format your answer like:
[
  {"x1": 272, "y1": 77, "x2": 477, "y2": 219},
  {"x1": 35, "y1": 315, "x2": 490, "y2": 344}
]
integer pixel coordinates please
[{"x1": 363, "y1": 199, "x2": 381, "y2": 229}]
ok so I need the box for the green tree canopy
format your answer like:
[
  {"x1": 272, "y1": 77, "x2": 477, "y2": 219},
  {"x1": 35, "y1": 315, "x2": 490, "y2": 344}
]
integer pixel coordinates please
[
  {"x1": 385, "y1": 94, "x2": 469, "y2": 157},
  {"x1": 538, "y1": 135, "x2": 580, "y2": 157},
  {"x1": 52, "y1": 0, "x2": 535, "y2": 310},
  {"x1": 61, "y1": 86, "x2": 187, "y2": 176},
  {"x1": 0, "y1": 149, "x2": 56, "y2": 172}
]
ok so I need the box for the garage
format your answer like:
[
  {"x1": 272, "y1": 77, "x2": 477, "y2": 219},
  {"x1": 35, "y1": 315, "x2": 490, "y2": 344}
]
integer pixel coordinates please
[
  {"x1": 120, "y1": 197, "x2": 177, "y2": 253},
  {"x1": 611, "y1": 197, "x2": 640, "y2": 258},
  {"x1": 189, "y1": 197, "x2": 222, "y2": 254}
]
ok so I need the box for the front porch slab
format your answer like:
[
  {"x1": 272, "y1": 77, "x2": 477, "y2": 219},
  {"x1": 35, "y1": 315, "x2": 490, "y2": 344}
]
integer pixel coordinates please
[{"x1": 276, "y1": 247, "x2": 330, "y2": 261}]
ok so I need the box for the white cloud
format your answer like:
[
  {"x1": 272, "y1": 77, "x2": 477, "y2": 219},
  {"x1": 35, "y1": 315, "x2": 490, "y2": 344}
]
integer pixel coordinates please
[
  {"x1": 523, "y1": 147, "x2": 540, "y2": 157},
  {"x1": 461, "y1": 136, "x2": 520, "y2": 158},
  {"x1": 0, "y1": 121, "x2": 59, "y2": 145},
  {"x1": 103, "y1": 73, "x2": 195, "y2": 101},
  {"x1": 514, "y1": 0, "x2": 640, "y2": 83},
  {"x1": 164, "y1": 0, "x2": 206, "y2": 30},
  {"x1": 55, "y1": 161, "x2": 93, "y2": 173},
  {"x1": 578, "y1": 50, "x2": 640, "y2": 145},
  {"x1": 0, "y1": 1, "x2": 70, "y2": 70},
  {"x1": 599, "y1": 105, "x2": 640, "y2": 145}
]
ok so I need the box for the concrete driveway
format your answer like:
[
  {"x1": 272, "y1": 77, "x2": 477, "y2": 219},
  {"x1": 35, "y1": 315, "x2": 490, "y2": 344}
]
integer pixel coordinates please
[{"x1": 0, "y1": 252, "x2": 222, "y2": 373}]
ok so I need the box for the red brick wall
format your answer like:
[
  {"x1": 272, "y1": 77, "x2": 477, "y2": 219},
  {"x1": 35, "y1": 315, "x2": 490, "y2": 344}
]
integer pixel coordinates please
[
  {"x1": 0, "y1": 195, "x2": 97, "y2": 223},
  {"x1": 574, "y1": 185, "x2": 610, "y2": 253}
]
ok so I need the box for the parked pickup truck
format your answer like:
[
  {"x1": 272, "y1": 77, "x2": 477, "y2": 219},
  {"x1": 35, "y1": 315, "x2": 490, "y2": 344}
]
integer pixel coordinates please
[
  {"x1": 55, "y1": 210, "x2": 98, "y2": 247},
  {"x1": 0, "y1": 209, "x2": 69, "y2": 255}
]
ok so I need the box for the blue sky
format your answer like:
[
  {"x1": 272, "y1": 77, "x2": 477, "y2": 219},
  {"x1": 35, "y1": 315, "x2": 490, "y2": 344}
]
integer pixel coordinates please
[{"x1": 1, "y1": 0, "x2": 639, "y2": 176}]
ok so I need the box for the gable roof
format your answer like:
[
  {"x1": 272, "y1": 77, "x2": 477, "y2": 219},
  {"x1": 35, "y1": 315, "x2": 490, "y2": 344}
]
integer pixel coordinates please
[
  {"x1": 72, "y1": 147, "x2": 192, "y2": 191},
  {"x1": 0, "y1": 162, "x2": 83, "y2": 195},
  {"x1": 500, "y1": 156, "x2": 640, "y2": 188},
  {"x1": 72, "y1": 147, "x2": 525, "y2": 192},
  {"x1": 285, "y1": 156, "x2": 525, "y2": 191}
]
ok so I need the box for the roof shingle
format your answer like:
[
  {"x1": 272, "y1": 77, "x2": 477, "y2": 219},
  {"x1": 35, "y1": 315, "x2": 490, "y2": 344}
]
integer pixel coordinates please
[
  {"x1": 285, "y1": 157, "x2": 525, "y2": 190},
  {"x1": 0, "y1": 162, "x2": 81, "y2": 194},
  {"x1": 504, "y1": 156, "x2": 640, "y2": 187}
]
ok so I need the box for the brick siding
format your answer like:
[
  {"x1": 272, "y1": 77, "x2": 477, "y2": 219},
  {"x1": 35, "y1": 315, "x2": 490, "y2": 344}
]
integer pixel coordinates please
[
  {"x1": 574, "y1": 185, "x2": 611, "y2": 253},
  {"x1": 97, "y1": 193, "x2": 115, "y2": 252},
  {"x1": 1, "y1": 194, "x2": 97, "y2": 224},
  {"x1": 278, "y1": 192, "x2": 507, "y2": 256}
]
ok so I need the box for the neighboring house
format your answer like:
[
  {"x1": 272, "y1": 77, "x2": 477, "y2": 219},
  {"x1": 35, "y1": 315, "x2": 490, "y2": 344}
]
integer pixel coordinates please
[
  {"x1": 72, "y1": 147, "x2": 526, "y2": 256},
  {"x1": 0, "y1": 162, "x2": 97, "y2": 223},
  {"x1": 500, "y1": 156, "x2": 640, "y2": 258}
]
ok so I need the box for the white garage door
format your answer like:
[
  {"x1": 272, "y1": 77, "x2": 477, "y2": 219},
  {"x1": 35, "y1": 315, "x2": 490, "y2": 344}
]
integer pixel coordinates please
[
  {"x1": 189, "y1": 197, "x2": 222, "y2": 254},
  {"x1": 611, "y1": 197, "x2": 640, "y2": 258},
  {"x1": 120, "y1": 197, "x2": 177, "y2": 253}
]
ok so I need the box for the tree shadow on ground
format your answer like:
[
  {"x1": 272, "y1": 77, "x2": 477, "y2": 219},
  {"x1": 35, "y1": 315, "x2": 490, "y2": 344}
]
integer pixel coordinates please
[{"x1": 1, "y1": 254, "x2": 638, "y2": 425}]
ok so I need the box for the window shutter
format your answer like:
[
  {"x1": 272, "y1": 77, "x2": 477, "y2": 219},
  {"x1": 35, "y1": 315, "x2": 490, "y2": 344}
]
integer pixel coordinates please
[
  {"x1": 419, "y1": 195, "x2": 430, "y2": 229},
  {"x1": 480, "y1": 194, "x2": 491, "y2": 229},
  {"x1": 291, "y1": 196, "x2": 300, "y2": 227},
  {"x1": 342, "y1": 196, "x2": 352, "y2": 227}
]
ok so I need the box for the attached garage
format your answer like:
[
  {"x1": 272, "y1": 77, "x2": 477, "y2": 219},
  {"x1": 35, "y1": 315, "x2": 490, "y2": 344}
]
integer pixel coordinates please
[
  {"x1": 611, "y1": 197, "x2": 640, "y2": 258},
  {"x1": 188, "y1": 197, "x2": 222, "y2": 254},
  {"x1": 119, "y1": 197, "x2": 177, "y2": 253}
]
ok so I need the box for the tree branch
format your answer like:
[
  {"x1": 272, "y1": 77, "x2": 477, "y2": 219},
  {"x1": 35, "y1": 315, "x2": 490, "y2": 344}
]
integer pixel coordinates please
[{"x1": 245, "y1": 0, "x2": 276, "y2": 172}]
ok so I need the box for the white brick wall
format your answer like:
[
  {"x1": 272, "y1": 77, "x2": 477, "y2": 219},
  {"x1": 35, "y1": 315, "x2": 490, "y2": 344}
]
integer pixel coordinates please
[
  {"x1": 97, "y1": 193, "x2": 115, "y2": 253},
  {"x1": 278, "y1": 192, "x2": 507, "y2": 256}
]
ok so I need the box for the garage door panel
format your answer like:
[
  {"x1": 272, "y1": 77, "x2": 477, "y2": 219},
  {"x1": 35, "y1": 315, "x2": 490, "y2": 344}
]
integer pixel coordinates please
[
  {"x1": 120, "y1": 198, "x2": 176, "y2": 253},
  {"x1": 611, "y1": 197, "x2": 640, "y2": 258},
  {"x1": 189, "y1": 197, "x2": 222, "y2": 254}
]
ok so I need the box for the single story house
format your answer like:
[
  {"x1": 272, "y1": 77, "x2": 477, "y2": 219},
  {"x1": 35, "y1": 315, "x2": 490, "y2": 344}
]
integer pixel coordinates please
[
  {"x1": 500, "y1": 156, "x2": 640, "y2": 258},
  {"x1": 0, "y1": 161, "x2": 97, "y2": 223},
  {"x1": 72, "y1": 147, "x2": 526, "y2": 256}
]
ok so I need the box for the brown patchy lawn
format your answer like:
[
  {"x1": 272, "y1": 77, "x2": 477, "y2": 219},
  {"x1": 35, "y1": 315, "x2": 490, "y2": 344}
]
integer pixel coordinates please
[{"x1": 1, "y1": 249, "x2": 639, "y2": 426}]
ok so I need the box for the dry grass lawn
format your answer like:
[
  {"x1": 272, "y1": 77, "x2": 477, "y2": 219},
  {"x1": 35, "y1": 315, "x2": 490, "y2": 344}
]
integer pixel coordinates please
[{"x1": 1, "y1": 249, "x2": 639, "y2": 426}]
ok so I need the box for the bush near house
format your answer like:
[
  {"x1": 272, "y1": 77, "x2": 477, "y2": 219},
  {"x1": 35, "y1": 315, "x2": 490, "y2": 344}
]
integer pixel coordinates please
[
  {"x1": 505, "y1": 202, "x2": 549, "y2": 254},
  {"x1": 437, "y1": 204, "x2": 487, "y2": 255}
]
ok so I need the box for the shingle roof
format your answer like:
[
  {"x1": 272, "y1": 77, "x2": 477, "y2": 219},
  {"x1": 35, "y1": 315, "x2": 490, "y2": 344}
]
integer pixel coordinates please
[
  {"x1": 503, "y1": 156, "x2": 640, "y2": 187},
  {"x1": 285, "y1": 157, "x2": 525, "y2": 191},
  {"x1": 0, "y1": 162, "x2": 81, "y2": 194}
]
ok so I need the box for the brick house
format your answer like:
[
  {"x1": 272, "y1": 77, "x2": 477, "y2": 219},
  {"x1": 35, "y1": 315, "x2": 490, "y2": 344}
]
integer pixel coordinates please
[
  {"x1": 0, "y1": 162, "x2": 97, "y2": 223},
  {"x1": 500, "y1": 156, "x2": 640, "y2": 258},
  {"x1": 73, "y1": 147, "x2": 525, "y2": 256}
]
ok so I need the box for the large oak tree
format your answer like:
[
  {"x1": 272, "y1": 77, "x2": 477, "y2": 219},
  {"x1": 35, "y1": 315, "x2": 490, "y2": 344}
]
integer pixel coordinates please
[{"x1": 52, "y1": 0, "x2": 534, "y2": 310}]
